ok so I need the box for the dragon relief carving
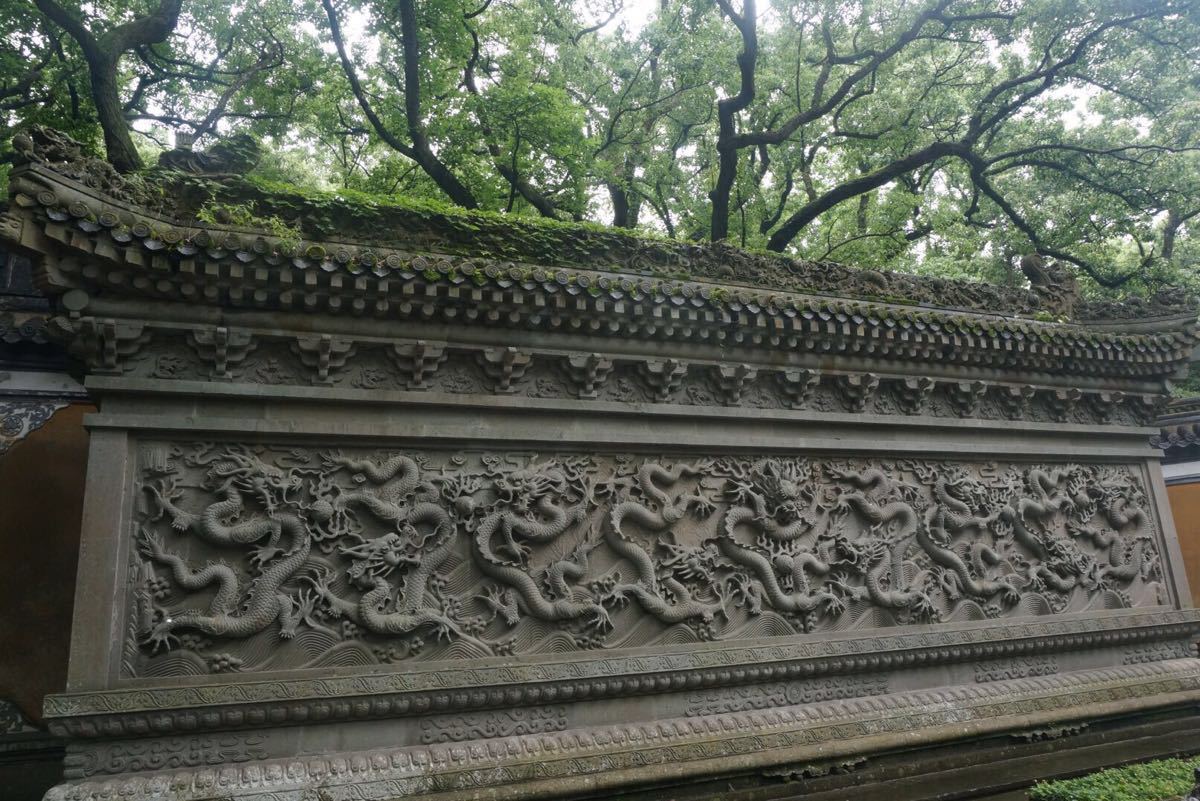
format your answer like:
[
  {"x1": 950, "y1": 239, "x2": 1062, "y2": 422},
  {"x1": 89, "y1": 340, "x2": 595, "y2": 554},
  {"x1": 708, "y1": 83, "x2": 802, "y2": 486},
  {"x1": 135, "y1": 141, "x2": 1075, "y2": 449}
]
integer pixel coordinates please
[{"x1": 126, "y1": 445, "x2": 1167, "y2": 676}]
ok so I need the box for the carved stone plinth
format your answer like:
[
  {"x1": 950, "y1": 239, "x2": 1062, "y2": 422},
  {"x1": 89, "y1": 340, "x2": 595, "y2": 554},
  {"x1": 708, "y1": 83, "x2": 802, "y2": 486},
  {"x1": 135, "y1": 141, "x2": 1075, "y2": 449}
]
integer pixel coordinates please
[{"x1": 3, "y1": 134, "x2": 1198, "y2": 801}]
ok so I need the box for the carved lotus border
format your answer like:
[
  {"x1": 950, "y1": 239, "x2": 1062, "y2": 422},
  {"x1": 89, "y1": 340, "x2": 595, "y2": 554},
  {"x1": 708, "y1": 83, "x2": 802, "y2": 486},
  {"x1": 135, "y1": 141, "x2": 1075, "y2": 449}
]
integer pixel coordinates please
[
  {"x1": 43, "y1": 661, "x2": 1200, "y2": 801},
  {"x1": 43, "y1": 609, "x2": 1200, "y2": 738}
]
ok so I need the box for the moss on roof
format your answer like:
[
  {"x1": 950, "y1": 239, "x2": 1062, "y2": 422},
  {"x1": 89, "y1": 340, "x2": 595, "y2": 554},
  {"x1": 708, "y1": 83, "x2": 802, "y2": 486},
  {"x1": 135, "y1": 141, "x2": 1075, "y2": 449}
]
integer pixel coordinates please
[
  {"x1": 9, "y1": 126, "x2": 1193, "y2": 321},
  {"x1": 125, "y1": 169, "x2": 1045, "y2": 318}
]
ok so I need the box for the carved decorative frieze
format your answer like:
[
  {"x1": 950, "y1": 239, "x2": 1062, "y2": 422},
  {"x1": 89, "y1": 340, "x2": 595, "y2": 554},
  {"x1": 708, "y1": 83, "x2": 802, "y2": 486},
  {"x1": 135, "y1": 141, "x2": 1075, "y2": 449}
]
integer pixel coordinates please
[
  {"x1": 39, "y1": 662, "x2": 1200, "y2": 801},
  {"x1": 125, "y1": 443, "x2": 1167, "y2": 678},
  {"x1": 947, "y1": 380, "x2": 988, "y2": 417},
  {"x1": 563, "y1": 353, "x2": 613, "y2": 399},
  {"x1": 1121, "y1": 641, "x2": 1194, "y2": 665},
  {"x1": 895, "y1": 377, "x2": 935, "y2": 415},
  {"x1": 0, "y1": 399, "x2": 66, "y2": 455},
  {"x1": 418, "y1": 706, "x2": 567, "y2": 744},
  {"x1": 385, "y1": 340, "x2": 448, "y2": 390},
  {"x1": 835, "y1": 372, "x2": 879, "y2": 412},
  {"x1": 974, "y1": 656, "x2": 1059, "y2": 683},
  {"x1": 1046, "y1": 388, "x2": 1083, "y2": 423},
  {"x1": 44, "y1": 610, "x2": 1200, "y2": 738},
  {"x1": 684, "y1": 676, "x2": 889, "y2": 716},
  {"x1": 638, "y1": 359, "x2": 689, "y2": 402},
  {"x1": 476, "y1": 347, "x2": 532, "y2": 393},
  {"x1": 290, "y1": 335, "x2": 356, "y2": 384},
  {"x1": 711, "y1": 364, "x2": 758, "y2": 406},
  {"x1": 69, "y1": 318, "x2": 150, "y2": 374},
  {"x1": 1090, "y1": 391, "x2": 1126, "y2": 424},
  {"x1": 997, "y1": 384, "x2": 1037, "y2": 420},
  {"x1": 64, "y1": 735, "x2": 268, "y2": 779},
  {"x1": 64, "y1": 322, "x2": 1163, "y2": 427},
  {"x1": 777, "y1": 368, "x2": 821, "y2": 410}
]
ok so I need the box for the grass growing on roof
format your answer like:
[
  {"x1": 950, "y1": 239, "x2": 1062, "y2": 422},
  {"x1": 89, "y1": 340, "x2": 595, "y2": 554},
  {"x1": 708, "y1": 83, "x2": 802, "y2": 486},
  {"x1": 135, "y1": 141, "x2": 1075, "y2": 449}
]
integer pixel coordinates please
[{"x1": 1028, "y1": 757, "x2": 1199, "y2": 801}]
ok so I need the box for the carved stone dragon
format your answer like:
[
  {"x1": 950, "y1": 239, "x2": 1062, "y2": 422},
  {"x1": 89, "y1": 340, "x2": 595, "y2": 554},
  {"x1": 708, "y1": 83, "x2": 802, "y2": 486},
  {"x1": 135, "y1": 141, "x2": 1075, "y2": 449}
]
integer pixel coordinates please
[{"x1": 129, "y1": 446, "x2": 1165, "y2": 675}]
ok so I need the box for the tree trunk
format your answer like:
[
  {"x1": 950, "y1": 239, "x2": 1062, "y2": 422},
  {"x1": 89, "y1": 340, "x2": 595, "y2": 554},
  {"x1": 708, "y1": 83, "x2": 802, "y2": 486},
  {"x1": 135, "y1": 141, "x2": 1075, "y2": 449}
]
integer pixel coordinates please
[
  {"x1": 33, "y1": 0, "x2": 183, "y2": 174},
  {"x1": 397, "y1": 0, "x2": 478, "y2": 209},
  {"x1": 609, "y1": 160, "x2": 639, "y2": 228},
  {"x1": 610, "y1": 183, "x2": 632, "y2": 228},
  {"x1": 89, "y1": 56, "x2": 142, "y2": 173},
  {"x1": 709, "y1": 0, "x2": 756, "y2": 242}
]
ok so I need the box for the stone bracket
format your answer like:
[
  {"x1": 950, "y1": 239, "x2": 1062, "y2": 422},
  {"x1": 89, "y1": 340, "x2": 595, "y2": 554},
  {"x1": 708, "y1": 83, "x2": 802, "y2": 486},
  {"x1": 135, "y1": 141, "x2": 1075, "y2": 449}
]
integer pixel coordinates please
[
  {"x1": 290, "y1": 335, "x2": 357, "y2": 384},
  {"x1": 186, "y1": 326, "x2": 256, "y2": 380},
  {"x1": 387, "y1": 340, "x2": 448, "y2": 389}
]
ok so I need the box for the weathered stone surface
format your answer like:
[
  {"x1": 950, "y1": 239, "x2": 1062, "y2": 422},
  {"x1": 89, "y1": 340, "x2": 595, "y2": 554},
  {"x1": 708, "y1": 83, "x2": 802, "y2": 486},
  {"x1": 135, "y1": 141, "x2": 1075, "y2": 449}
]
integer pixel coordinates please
[
  {"x1": 3, "y1": 131, "x2": 1198, "y2": 801},
  {"x1": 123, "y1": 444, "x2": 1169, "y2": 677}
]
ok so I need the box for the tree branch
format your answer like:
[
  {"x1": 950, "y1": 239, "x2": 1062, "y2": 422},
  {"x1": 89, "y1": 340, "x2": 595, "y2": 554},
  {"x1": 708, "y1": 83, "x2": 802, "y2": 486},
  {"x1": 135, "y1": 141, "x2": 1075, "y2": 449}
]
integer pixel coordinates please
[
  {"x1": 766, "y1": 141, "x2": 964, "y2": 251},
  {"x1": 462, "y1": 21, "x2": 560, "y2": 217},
  {"x1": 33, "y1": 0, "x2": 183, "y2": 171},
  {"x1": 321, "y1": 0, "x2": 478, "y2": 207},
  {"x1": 964, "y1": 152, "x2": 1132, "y2": 288}
]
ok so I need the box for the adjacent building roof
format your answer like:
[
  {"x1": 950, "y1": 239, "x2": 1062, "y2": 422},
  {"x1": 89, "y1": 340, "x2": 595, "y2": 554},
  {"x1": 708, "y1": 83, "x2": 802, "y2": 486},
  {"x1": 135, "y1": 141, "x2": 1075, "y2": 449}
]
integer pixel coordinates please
[{"x1": 1154, "y1": 396, "x2": 1200, "y2": 458}]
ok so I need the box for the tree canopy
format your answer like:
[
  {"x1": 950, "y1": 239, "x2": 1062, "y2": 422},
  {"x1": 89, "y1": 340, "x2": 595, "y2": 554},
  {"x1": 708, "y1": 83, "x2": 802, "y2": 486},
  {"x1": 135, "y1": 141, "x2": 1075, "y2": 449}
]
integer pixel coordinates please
[{"x1": 4, "y1": 0, "x2": 1200, "y2": 295}]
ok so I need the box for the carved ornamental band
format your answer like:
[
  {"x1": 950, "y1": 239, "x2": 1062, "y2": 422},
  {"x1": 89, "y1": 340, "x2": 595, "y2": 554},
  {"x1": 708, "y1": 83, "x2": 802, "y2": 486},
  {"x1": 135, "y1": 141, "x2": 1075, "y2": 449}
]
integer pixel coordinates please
[{"x1": 128, "y1": 443, "x2": 1165, "y2": 677}]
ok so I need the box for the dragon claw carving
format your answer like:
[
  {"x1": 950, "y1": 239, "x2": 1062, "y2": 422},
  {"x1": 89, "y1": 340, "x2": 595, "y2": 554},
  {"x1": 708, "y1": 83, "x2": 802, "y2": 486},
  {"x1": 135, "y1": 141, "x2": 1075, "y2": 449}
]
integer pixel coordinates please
[
  {"x1": 907, "y1": 593, "x2": 939, "y2": 623},
  {"x1": 599, "y1": 582, "x2": 632, "y2": 611},
  {"x1": 726, "y1": 573, "x2": 764, "y2": 615},
  {"x1": 821, "y1": 592, "x2": 846, "y2": 617},
  {"x1": 997, "y1": 583, "x2": 1021, "y2": 606},
  {"x1": 142, "y1": 622, "x2": 181, "y2": 654},
  {"x1": 249, "y1": 544, "x2": 283, "y2": 568},
  {"x1": 477, "y1": 585, "x2": 521, "y2": 627},
  {"x1": 584, "y1": 605, "x2": 613, "y2": 634},
  {"x1": 686, "y1": 495, "x2": 717, "y2": 519},
  {"x1": 827, "y1": 579, "x2": 865, "y2": 603}
]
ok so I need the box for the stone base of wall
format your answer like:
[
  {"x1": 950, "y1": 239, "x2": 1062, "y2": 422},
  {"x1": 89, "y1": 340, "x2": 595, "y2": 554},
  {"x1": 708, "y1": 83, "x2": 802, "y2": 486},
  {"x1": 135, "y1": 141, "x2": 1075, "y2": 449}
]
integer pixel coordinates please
[{"x1": 41, "y1": 658, "x2": 1200, "y2": 800}]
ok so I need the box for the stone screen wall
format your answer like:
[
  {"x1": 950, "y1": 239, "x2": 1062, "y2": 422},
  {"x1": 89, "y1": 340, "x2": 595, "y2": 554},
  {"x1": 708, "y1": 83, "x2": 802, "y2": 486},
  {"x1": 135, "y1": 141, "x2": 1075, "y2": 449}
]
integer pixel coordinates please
[{"x1": 4, "y1": 141, "x2": 1198, "y2": 801}]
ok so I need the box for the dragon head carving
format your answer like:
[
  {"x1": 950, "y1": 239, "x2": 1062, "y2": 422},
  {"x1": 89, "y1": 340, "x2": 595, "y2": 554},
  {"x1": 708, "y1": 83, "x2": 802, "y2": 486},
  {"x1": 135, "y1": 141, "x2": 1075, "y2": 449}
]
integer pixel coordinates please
[{"x1": 729, "y1": 459, "x2": 814, "y2": 522}]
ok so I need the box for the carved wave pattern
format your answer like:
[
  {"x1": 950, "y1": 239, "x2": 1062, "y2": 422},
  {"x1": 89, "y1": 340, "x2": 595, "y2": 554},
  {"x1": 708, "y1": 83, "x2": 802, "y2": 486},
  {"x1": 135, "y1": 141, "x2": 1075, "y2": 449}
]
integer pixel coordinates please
[{"x1": 125, "y1": 444, "x2": 1167, "y2": 677}]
